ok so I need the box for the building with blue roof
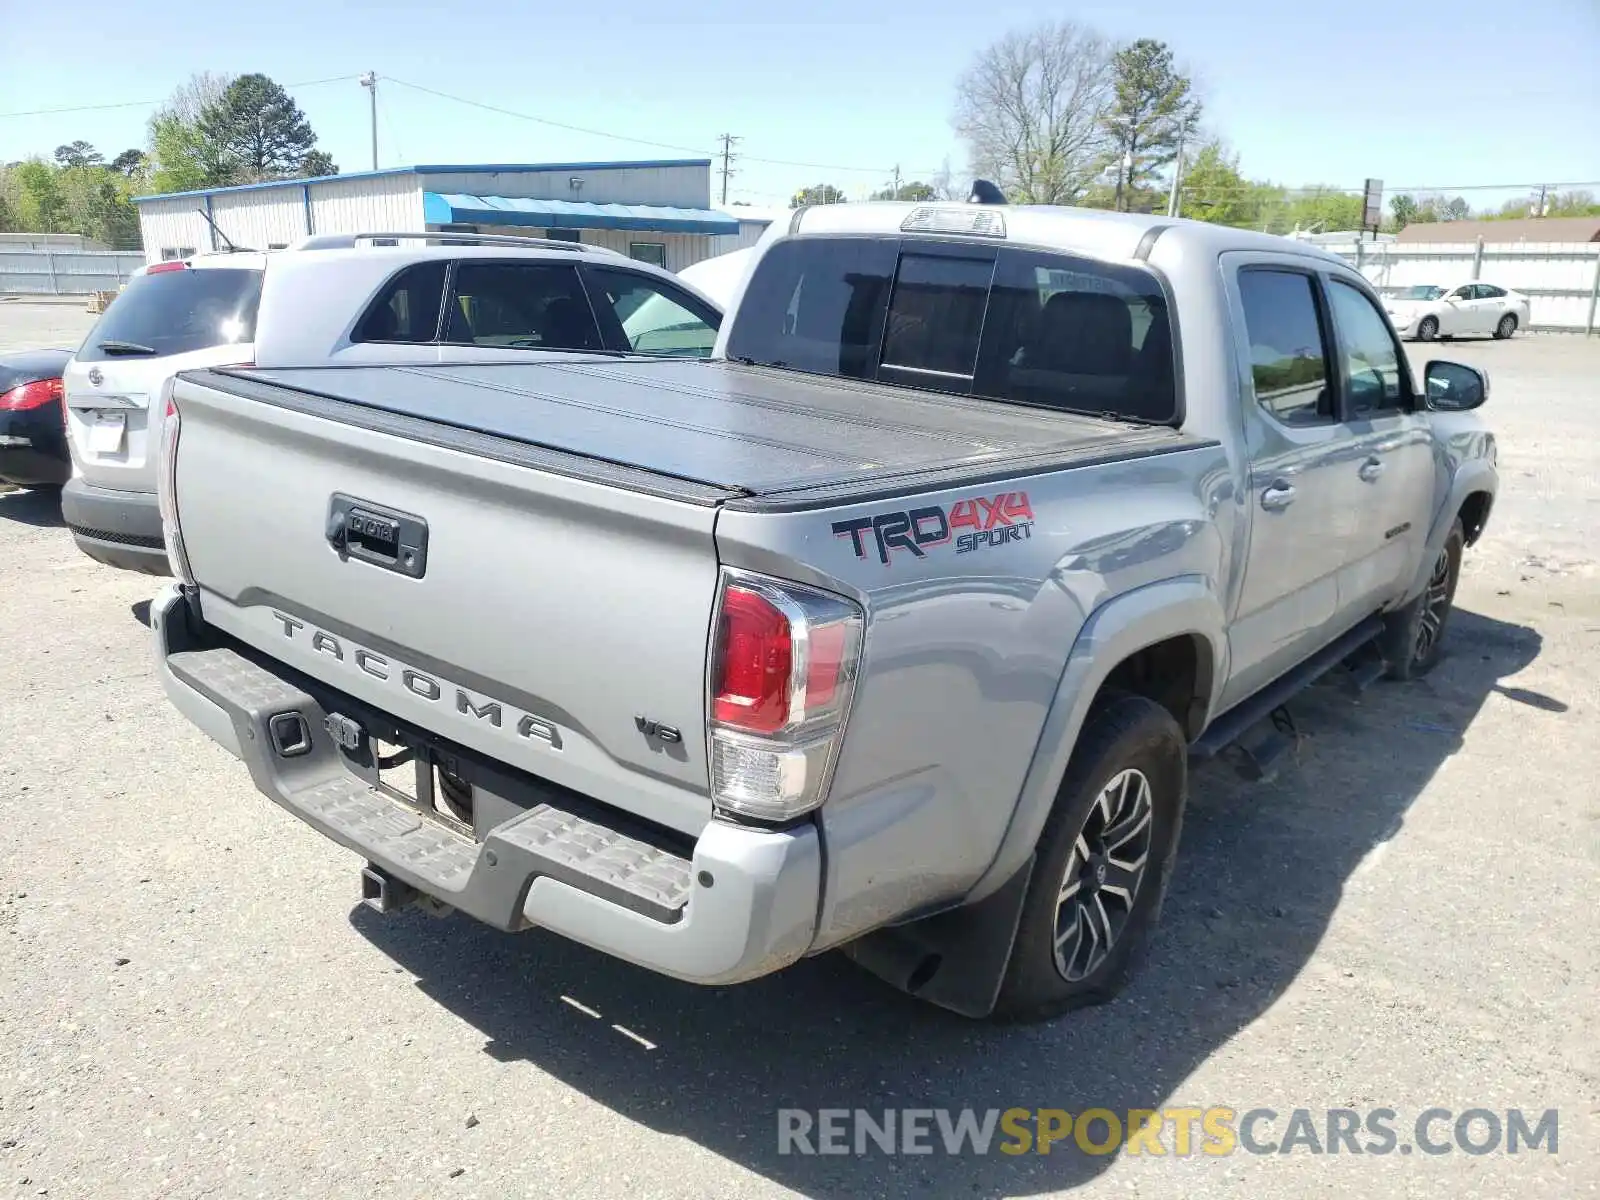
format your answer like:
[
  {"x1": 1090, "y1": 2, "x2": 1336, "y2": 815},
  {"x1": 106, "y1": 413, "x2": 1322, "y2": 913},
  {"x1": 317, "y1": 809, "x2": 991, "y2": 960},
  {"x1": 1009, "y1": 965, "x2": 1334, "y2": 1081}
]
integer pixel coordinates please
[{"x1": 132, "y1": 159, "x2": 772, "y2": 272}]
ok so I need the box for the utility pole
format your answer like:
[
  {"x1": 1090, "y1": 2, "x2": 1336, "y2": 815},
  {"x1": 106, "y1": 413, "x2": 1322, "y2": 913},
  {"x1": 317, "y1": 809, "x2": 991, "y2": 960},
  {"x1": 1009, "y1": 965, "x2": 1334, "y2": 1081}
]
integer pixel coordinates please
[
  {"x1": 891, "y1": 164, "x2": 901, "y2": 201},
  {"x1": 1166, "y1": 137, "x2": 1185, "y2": 218},
  {"x1": 1535, "y1": 183, "x2": 1548, "y2": 217},
  {"x1": 359, "y1": 72, "x2": 378, "y2": 170},
  {"x1": 717, "y1": 133, "x2": 739, "y2": 205}
]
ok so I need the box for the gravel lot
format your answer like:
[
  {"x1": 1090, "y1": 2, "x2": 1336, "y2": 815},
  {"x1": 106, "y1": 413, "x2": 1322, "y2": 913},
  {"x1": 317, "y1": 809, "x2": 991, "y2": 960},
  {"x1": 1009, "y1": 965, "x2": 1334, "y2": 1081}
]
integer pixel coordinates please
[{"x1": 1, "y1": 301, "x2": 1596, "y2": 1199}]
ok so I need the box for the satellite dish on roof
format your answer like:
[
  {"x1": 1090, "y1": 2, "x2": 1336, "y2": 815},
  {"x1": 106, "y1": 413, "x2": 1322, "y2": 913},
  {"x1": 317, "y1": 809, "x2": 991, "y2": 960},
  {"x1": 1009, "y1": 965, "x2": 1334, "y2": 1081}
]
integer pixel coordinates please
[{"x1": 968, "y1": 179, "x2": 1007, "y2": 205}]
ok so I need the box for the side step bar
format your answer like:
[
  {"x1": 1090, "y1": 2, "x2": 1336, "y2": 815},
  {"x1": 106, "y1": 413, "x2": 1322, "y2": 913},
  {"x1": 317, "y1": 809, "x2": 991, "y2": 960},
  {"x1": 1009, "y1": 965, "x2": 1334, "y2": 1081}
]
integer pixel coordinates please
[{"x1": 1191, "y1": 614, "x2": 1386, "y2": 761}]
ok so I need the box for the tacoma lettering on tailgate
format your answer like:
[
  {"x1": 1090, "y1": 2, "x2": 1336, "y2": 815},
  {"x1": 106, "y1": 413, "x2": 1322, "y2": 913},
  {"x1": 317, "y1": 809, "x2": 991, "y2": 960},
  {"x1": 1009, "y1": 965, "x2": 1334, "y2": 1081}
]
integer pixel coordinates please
[{"x1": 833, "y1": 492, "x2": 1035, "y2": 565}]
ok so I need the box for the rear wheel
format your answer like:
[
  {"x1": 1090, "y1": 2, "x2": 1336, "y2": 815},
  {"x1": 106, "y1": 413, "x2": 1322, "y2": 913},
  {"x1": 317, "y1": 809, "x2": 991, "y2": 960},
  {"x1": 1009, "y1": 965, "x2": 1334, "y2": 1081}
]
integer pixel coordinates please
[
  {"x1": 1417, "y1": 315, "x2": 1440, "y2": 342},
  {"x1": 1382, "y1": 520, "x2": 1463, "y2": 680},
  {"x1": 993, "y1": 695, "x2": 1186, "y2": 1022},
  {"x1": 1494, "y1": 312, "x2": 1517, "y2": 339}
]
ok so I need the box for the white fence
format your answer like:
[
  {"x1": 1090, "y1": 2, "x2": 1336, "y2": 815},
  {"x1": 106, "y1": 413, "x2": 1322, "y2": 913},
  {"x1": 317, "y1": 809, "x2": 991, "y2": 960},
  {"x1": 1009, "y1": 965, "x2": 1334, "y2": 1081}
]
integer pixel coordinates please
[
  {"x1": 0, "y1": 248, "x2": 147, "y2": 297},
  {"x1": 1319, "y1": 239, "x2": 1600, "y2": 333}
]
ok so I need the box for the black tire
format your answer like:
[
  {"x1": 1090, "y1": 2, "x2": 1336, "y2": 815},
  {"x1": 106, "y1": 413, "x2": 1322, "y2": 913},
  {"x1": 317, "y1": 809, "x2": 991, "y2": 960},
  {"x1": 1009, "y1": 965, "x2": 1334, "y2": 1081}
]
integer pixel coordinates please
[
  {"x1": 437, "y1": 768, "x2": 474, "y2": 823},
  {"x1": 1494, "y1": 313, "x2": 1517, "y2": 340},
  {"x1": 1382, "y1": 520, "x2": 1464, "y2": 680},
  {"x1": 1417, "y1": 315, "x2": 1440, "y2": 342},
  {"x1": 992, "y1": 695, "x2": 1187, "y2": 1022}
]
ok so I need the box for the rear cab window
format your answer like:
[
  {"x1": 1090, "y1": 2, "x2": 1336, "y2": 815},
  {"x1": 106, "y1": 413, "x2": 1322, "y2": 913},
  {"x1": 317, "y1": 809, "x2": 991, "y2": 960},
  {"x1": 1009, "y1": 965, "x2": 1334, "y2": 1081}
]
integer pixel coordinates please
[
  {"x1": 78, "y1": 265, "x2": 261, "y2": 362},
  {"x1": 725, "y1": 235, "x2": 1178, "y2": 424}
]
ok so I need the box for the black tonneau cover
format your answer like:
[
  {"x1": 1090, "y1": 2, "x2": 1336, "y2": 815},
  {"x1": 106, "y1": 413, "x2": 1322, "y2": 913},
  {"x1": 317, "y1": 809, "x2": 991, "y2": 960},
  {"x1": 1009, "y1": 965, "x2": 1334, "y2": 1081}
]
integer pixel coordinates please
[{"x1": 204, "y1": 358, "x2": 1201, "y2": 505}]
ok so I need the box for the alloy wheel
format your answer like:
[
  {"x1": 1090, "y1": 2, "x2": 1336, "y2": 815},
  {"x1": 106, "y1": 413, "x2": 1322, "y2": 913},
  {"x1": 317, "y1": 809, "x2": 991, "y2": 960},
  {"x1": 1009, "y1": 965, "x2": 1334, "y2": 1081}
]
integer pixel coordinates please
[
  {"x1": 1415, "y1": 545, "x2": 1453, "y2": 662},
  {"x1": 1052, "y1": 768, "x2": 1154, "y2": 982}
]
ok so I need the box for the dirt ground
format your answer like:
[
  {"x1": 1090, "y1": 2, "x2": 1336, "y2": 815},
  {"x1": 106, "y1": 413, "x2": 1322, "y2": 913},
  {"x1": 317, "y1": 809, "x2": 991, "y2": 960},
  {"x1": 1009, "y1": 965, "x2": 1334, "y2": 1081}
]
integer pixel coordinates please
[{"x1": 1, "y1": 301, "x2": 1595, "y2": 1199}]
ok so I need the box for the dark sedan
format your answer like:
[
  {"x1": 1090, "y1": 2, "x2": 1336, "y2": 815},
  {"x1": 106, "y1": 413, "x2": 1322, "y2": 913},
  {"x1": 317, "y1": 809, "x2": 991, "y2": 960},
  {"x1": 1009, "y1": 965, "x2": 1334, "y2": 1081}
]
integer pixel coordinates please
[{"x1": 0, "y1": 348, "x2": 73, "y2": 489}]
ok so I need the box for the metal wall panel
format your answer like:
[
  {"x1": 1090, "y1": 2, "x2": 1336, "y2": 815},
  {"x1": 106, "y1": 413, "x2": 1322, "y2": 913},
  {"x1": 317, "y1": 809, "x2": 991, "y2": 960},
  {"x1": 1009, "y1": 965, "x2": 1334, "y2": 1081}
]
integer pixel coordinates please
[
  {"x1": 422, "y1": 164, "x2": 709, "y2": 208},
  {"x1": 211, "y1": 188, "x2": 312, "y2": 249},
  {"x1": 308, "y1": 174, "x2": 424, "y2": 235},
  {"x1": 137, "y1": 200, "x2": 212, "y2": 262},
  {"x1": 470, "y1": 225, "x2": 714, "y2": 272},
  {"x1": 0, "y1": 250, "x2": 146, "y2": 295},
  {"x1": 711, "y1": 218, "x2": 777, "y2": 255}
]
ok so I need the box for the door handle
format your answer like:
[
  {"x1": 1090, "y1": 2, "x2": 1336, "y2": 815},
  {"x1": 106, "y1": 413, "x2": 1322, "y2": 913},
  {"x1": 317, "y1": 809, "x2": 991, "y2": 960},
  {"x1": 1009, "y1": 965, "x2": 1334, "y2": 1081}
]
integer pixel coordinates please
[
  {"x1": 1260, "y1": 480, "x2": 1297, "y2": 511},
  {"x1": 1358, "y1": 457, "x2": 1385, "y2": 483}
]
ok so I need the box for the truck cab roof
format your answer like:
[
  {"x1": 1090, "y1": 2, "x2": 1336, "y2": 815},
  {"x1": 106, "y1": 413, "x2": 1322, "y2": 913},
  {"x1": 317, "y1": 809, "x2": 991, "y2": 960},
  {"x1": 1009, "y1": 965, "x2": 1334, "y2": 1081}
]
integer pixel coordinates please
[{"x1": 782, "y1": 200, "x2": 1350, "y2": 267}]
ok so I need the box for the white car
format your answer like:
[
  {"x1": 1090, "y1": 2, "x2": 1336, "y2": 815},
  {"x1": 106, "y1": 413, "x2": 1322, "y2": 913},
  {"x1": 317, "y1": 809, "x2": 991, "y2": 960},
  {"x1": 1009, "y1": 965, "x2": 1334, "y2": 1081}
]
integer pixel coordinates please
[
  {"x1": 1383, "y1": 282, "x2": 1530, "y2": 342},
  {"x1": 678, "y1": 246, "x2": 756, "y2": 311},
  {"x1": 61, "y1": 233, "x2": 722, "y2": 574}
]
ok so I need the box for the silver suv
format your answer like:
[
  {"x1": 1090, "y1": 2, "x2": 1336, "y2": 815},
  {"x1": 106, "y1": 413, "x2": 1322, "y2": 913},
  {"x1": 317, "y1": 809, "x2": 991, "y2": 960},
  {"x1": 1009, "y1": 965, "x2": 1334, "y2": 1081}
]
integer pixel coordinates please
[{"x1": 62, "y1": 233, "x2": 723, "y2": 574}]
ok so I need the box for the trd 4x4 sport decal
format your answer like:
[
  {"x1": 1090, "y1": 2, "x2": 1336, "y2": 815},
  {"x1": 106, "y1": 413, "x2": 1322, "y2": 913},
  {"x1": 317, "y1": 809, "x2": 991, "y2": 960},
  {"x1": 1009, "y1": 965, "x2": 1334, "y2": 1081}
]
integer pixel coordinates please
[{"x1": 833, "y1": 492, "x2": 1035, "y2": 565}]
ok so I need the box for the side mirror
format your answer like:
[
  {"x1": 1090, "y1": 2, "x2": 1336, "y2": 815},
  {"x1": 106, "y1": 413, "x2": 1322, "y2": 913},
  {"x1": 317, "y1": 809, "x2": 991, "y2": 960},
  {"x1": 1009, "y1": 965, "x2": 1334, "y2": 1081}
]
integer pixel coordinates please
[{"x1": 1424, "y1": 360, "x2": 1489, "y2": 411}]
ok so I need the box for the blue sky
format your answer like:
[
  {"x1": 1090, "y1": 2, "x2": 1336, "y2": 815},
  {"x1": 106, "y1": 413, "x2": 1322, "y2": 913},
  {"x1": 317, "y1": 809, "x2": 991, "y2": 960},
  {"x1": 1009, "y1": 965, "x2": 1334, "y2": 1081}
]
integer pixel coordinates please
[{"x1": 3, "y1": 0, "x2": 1597, "y2": 210}]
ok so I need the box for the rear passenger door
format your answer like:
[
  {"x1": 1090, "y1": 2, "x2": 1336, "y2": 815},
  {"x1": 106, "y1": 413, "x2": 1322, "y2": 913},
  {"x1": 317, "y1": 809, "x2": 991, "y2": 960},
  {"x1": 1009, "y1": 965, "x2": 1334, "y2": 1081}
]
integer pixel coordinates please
[
  {"x1": 1323, "y1": 274, "x2": 1435, "y2": 614},
  {"x1": 1220, "y1": 259, "x2": 1363, "y2": 710}
]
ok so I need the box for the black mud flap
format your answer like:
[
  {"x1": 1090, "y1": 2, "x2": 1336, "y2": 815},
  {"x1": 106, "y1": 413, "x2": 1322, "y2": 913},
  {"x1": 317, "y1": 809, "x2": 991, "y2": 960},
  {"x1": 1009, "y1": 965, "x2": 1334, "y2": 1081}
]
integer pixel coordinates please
[{"x1": 841, "y1": 857, "x2": 1034, "y2": 1019}]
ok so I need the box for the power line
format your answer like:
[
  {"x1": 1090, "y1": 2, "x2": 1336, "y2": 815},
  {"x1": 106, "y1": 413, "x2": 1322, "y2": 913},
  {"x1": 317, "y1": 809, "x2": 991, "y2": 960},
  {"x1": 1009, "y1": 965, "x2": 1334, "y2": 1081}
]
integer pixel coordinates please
[
  {"x1": 384, "y1": 77, "x2": 717, "y2": 157},
  {"x1": 375, "y1": 92, "x2": 407, "y2": 168},
  {"x1": 384, "y1": 77, "x2": 939, "y2": 178},
  {"x1": 0, "y1": 75, "x2": 358, "y2": 120}
]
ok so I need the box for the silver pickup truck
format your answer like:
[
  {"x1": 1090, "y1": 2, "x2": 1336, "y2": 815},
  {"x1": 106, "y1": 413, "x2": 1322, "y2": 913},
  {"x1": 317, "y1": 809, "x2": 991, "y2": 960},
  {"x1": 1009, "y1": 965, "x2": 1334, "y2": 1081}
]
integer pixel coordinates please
[{"x1": 150, "y1": 202, "x2": 1497, "y2": 1022}]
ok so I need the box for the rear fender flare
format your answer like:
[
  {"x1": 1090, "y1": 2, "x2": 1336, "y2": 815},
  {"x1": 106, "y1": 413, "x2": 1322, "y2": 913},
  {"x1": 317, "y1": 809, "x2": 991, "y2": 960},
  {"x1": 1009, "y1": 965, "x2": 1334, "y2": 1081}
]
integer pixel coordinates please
[{"x1": 963, "y1": 575, "x2": 1227, "y2": 905}]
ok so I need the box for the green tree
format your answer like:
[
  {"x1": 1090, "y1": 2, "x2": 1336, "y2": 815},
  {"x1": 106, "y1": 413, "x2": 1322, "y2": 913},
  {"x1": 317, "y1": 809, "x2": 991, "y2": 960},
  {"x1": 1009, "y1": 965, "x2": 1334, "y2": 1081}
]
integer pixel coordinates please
[
  {"x1": 12, "y1": 160, "x2": 69, "y2": 231},
  {"x1": 791, "y1": 183, "x2": 847, "y2": 207},
  {"x1": 1390, "y1": 193, "x2": 1419, "y2": 229},
  {"x1": 1179, "y1": 141, "x2": 1264, "y2": 227},
  {"x1": 953, "y1": 19, "x2": 1114, "y2": 205},
  {"x1": 198, "y1": 74, "x2": 317, "y2": 183},
  {"x1": 1103, "y1": 38, "x2": 1200, "y2": 211},
  {"x1": 53, "y1": 140, "x2": 102, "y2": 169},
  {"x1": 300, "y1": 149, "x2": 338, "y2": 178},
  {"x1": 145, "y1": 72, "x2": 236, "y2": 193},
  {"x1": 870, "y1": 181, "x2": 937, "y2": 201},
  {"x1": 1282, "y1": 186, "x2": 1364, "y2": 233},
  {"x1": 109, "y1": 148, "x2": 146, "y2": 177}
]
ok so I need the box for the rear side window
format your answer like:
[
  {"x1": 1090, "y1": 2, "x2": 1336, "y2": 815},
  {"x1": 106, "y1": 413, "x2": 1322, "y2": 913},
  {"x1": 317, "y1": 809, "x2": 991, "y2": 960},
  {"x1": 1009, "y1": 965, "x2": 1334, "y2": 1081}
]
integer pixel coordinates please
[
  {"x1": 585, "y1": 266, "x2": 720, "y2": 358},
  {"x1": 77, "y1": 267, "x2": 261, "y2": 362},
  {"x1": 444, "y1": 262, "x2": 602, "y2": 351},
  {"x1": 354, "y1": 261, "x2": 446, "y2": 343},
  {"x1": 1237, "y1": 269, "x2": 1333, "y2": 427},
  {"x1": 726, "y1": 236, "x2": 1177, "y2": 422}
]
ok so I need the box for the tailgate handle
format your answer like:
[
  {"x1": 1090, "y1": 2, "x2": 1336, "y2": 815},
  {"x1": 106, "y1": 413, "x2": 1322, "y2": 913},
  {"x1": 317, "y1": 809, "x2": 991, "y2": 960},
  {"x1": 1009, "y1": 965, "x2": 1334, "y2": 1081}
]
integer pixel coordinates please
[{"x1": 326, "y1": 493, "x2": 429, "y2": 579}]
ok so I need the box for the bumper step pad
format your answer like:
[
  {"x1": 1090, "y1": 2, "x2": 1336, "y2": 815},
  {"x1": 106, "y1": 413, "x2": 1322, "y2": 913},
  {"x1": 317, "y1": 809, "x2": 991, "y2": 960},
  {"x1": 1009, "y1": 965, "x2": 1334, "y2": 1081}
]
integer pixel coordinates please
[{"x1": 167, "y1": 645, "x2": 693, "y2": 926}]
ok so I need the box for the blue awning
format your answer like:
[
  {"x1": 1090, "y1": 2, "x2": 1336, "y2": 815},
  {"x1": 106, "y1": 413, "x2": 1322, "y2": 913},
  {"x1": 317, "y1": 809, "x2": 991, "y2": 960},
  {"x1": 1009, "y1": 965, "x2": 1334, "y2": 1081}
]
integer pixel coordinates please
[{"x1": 423, "y1": 192, "x2": 739, "y2": 235}]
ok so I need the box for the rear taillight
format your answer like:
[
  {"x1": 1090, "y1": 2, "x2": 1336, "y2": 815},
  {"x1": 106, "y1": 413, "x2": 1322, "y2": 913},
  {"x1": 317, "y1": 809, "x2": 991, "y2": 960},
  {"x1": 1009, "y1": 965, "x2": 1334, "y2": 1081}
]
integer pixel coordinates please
[
  {"x1": 146, "y1": 261, "x2": 188, "y2": 274},
  {"x1": 0, "y1": 378, "x2": 64, "y2": 412},
  {"x1": 156, "y1": 387, "x2": 195, "y2": 585},
  {"x1": 708, "y1": 571, "x2": 863, "y2": 822}
]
